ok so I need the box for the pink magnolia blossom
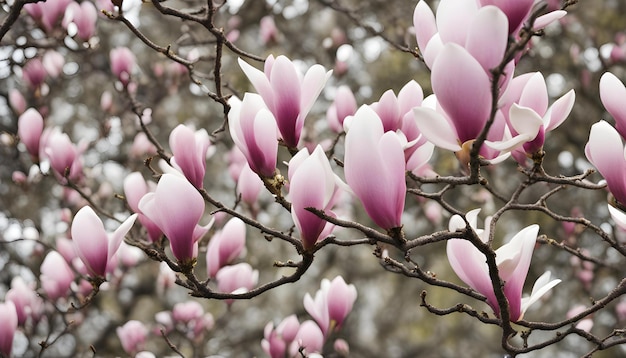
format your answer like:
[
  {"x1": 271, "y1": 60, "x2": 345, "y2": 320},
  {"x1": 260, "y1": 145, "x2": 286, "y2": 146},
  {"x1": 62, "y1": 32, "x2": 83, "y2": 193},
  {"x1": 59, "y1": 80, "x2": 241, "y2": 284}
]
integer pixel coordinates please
[
  {"x1": 169, "y1": 124, "x2": 211, "y2": 188},
  {"x1": 326, "y1": 85, "x2": 357, "y2": 133},
  {"x1": 289, "y1": 146, "x2": 340, "y2": 249},
  {"x1": 40, "y1": 251, "x2": 74, "y2": 300},
  {"x1": 418, "y1": 43, "x2": 492, "y2": 148},
  {"x1": 123, "y1": 172, "x2": 162, "y2": 243},
  {"x1": 262, "y1": 315, "x2": 300, "y2": 358},
  {"x1": 71, "y1": 206, "x2": 137, "y2": 277},
  {"x1": 237, "y1": 163, "x2": 264, "y2": 206},
  {"x1": 486, "y1": 72, "x2": 575, "y2": 159},
  {"x1": 22, "y1": 58, "x2": 47, "y2": 89},
  {"x1": 238, "y1": 55, "x2": 332, "y2": 148},
  {"x1": 6, "y1": 277, "x2": 43, "y2": 326},
  {"x1": 9, "y1": 89, "x2": 26, "y2": 115},
  {"x1": 110, "y1": 47, "x2": 136, "y2": 86},
  {"x1": 447, "y1": 209, "x2": 561, "y2": 321},
  {"x1": 585, "y1": 121, "x2": 626, "y2": 206},
  {"x1": 290, "y1": 320, "x2": 324, "y2": 356},
  {"x1": 17, "y1": 108, "x2": 44, "y2": 160},
  {"x1": 24, "y1": 0, "x2": 72, "y2": 32},
  {"x1": 206, "y1": 217, "x2": 246, "y2": 278},
  {"x1": 116, "y1": 320, "x2": 148, "y2": 355},
  {"x1": 370, "y1": 80, "x2": 424, "y2": 132},
  {"x1": 130, "y1": 132, "x2": 157, "y2": 159},
  {"x1": 413, "y1": 0, "x2": 509, "y2": 70},
  {"x1": 215, "y1": 263, "x2": 259, "y2": 296},
  {"x1": 0, "y1": 301, "x2": 18, "y2": 357},
  {"x1": 303, "y1": 276, "x2": 357, "y2": 336},
  {"x1": 228, "y1": 93, "x2": 278, "y2": 177},
  {"x1": 344, "y1": 105, "x2": 406, "y2": 230},
  {"x1": 171, "y1": 301, "x2": 214, "y2": 340},
  {"x1": 40, "y1": 128, "x2": 85, "y2": 181},
  {"x1": 599, "y1": 72, "x2": 626, "y2": 139},
  {"x1": 139, "y1": 173, "x2": 212, "y2": 263},
  {"x1": 63, "y1": 1, "x2": 98, "y2": 41},
  {"x1": 259, "y1": 16, "x2": 279, "y2": 45}
]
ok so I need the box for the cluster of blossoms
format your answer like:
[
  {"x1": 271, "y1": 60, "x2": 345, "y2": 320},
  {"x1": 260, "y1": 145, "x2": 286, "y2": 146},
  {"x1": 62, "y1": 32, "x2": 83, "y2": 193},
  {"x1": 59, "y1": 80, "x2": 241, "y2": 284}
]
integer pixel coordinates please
[{"x1": 262, "y1": 276, "x2": 357, "y2": 357}]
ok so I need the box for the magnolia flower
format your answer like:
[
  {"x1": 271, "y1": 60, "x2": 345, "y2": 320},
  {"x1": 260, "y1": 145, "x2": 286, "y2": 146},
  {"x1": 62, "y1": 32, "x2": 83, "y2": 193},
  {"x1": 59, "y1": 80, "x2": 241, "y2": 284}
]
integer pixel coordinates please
[
  {"x1": 110, "y1": 47, "x2": 136, "y2": 86},
  {"x1": 22, "y1": 58, "x2": 47, "y2": 89},
  {"x1": 485, "y1": 72, "x2": 575, "y2": 158},
  {"x1": 215, "y1": 263, "x2": 259, "y2": 296},
  {"x1": 289, "y1": 146, "x2": 339, "y2": 249},
  {"x1": 24, "y1": 0, "x2": 72, "y2": 32},
  {"x1": 259, "y1": 15, "x2": 279, "y2": 45},
  {"x1": 0, "y1": 301, "x2": 18, "y2": 357},
  {"x1": 71, "y1": 206, "x2": 137, "y2": 277},
  {"x1": 62, "y1": 1, "x2": 98, "y2": 41},
  {"x1": 123, "y1": 172, "x2": 162, "y2": 243},
  {"x1": 206, "y1": 217, "x2": 246, "y2": 278},
  {"x1": 344, "y1": 105, "x2": 406, "y2": 230},
  {"x1": 17, "y1": 108, "x2": 44, "y2": 160},
  {"x1": 228, "y1": 94, "x2": 278, "y2": 177},
  {"x1": 236, "y1": 163, "x2": 264, "y2": 206},
  {"x1": 116, "y1": 320, "x2": 148, "y2": 355},
  {"x1": 40, "y1": 251, "x2": 74, "y2": 300},
  {"x1": 413, "y1": 0, "x2": 509, "y2": 70},
  {"x1": 370, "y1": 80, "x2": 425, "y2": 132},
  {"x1": 9, "y1": 89, "x2": 26, "y2": 115},
  {"x1": 326, "y1": 85, "x2": 357, "y2": 133},
  {"x1": 238, "y1": 55, "x2": 332, "y2": 148},
  {"x1": 169, "y1": 124, "x2": 211, "y2": 188},
  {"x1": 447, "y1": 209, "x2": 560, "y2": 321},
  {"x1": 303, "y1": 276, "x2": 357, "y2": 336},
  {"x1": 40, "y1": 128, "x2": 85, "y2": 182},
  {"x1": 6, "y1": 277, "x2": 43, "y2": 326},
  {"x1": 139, "y1": 173, "x2": 213, "y2": 263},
  {"x1": 585, "y1": 121, "x2": 626, "y2": 206},
  {"x1": 291, "y1": 320, "x2": 325, "y2": 356},
  {"x1": 599, "y1": 72, "x2": 626, "y2": 139},
  {"x1": 414, "y1": 44, "x2": 492, "y2": 153},
  {"x1": 262, "y1": 315, "x2": 300, "y2": 358}
]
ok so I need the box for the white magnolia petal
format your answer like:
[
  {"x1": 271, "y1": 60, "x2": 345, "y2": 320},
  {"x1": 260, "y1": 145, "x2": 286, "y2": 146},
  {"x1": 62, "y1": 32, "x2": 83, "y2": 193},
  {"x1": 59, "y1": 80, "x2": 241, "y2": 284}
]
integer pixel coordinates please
[{"x1": 413, "y1": 107, "x2": 461, "y2": 151}]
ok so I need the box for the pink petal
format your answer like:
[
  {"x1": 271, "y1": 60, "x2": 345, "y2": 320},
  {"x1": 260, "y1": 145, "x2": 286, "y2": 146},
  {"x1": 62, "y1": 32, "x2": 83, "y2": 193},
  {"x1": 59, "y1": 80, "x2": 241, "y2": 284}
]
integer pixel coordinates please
[
  {"x1": 374, "y1": 90, "x2": 401, "y2": 132},
  {"x1": 413, "y1": 107, "x2": 461, "y2": 151},
  {"x1": 533, "y1": 10, "x2": 566, "y2": 30},
  {"x1": 17, "y1": 108, "x2": 44, "y2": 158},
  {"x1": 139, "y1": 174, "x2": 205, "y2": 261},
  {"x1": 397, "y1": 80, "x2": 424, "y2": 115},
  {"x1": 465, "y1": 6, "x2": 508, "y2": 71},
  {"x1": 238, "y1": 57, "x2": 274, "y2": 111},
  {"x1": 447, "y1": 238, "x2": 498, "y2": 313},
  {"x1": 71, "y1": 206, "x2": 109, "y2": 276},
  {"x1": 519, "y1": 72, "x2": 548, "y2": 116},
  {"x1": 123, "y1": 172, "x2": 149, "y2": 212},
  {"x1": 290, "y1": 151, "x2": 330, "y2": 249},
  {"x1": 600, "y1": 72, "x2": 626, "y2": 138},
  {"x1": 431, "y1": 44, "x2": 492, "y2": 142},
  {"x1": 436, "y1": 0, "x2": 477, "y2": 45},
  {"x1": 585, "y1": 121, "x2": 626, "y2": 205},
  {"x1": 478, "y1": 0, "x2": 533, "y2": 34},
  {"x1": 545, "y1": 89, "x2": 575, "y2": 132},
  {"x1": 270, "y1": 56, "x2": 302, "y2": 147},
  {"x1": 413, "y1": 1, "x2": 437, "y2": 54},
  {"x1": 344, "y1": 106, "x2": 405, "y2": 229}
]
